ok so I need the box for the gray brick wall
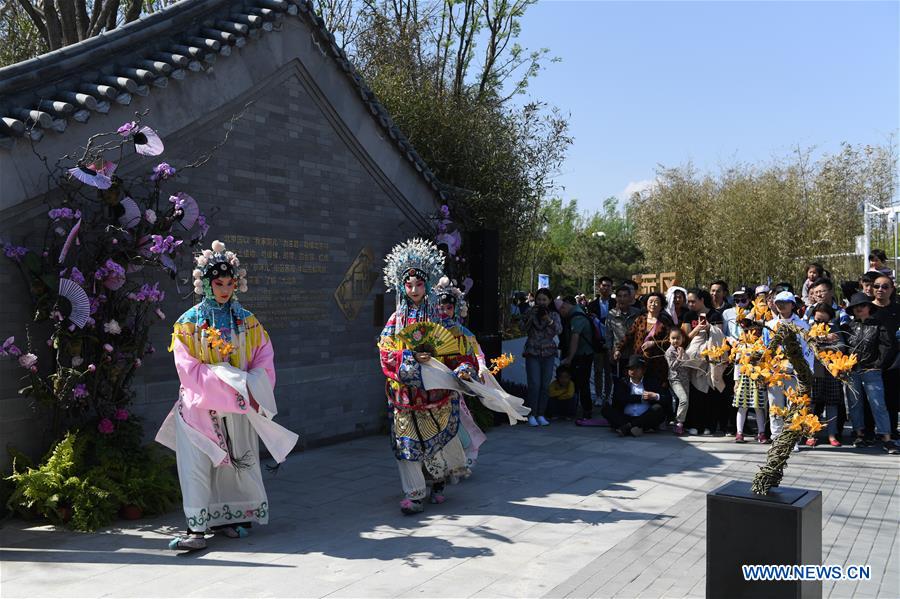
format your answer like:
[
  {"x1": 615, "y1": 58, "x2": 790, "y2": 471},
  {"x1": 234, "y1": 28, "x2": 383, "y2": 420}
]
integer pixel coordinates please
[{"x1": 0, "y1": 66, "x2": 432, "y2": 462}]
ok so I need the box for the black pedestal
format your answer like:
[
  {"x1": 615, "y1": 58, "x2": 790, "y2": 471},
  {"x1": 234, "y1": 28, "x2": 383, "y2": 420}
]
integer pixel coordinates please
[{"x1": 707, "y1": 480, "x2": 822, "y2": 599}]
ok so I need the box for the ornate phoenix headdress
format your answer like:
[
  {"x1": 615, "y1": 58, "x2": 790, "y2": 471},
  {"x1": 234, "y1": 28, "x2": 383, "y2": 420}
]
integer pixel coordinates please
[
  {"x1": 192, "y1": 239, "x2": 248, "y2": 298},
  {"x1": 433, "y1": 275, "x2": 468, "y2": 319},
  {"x1": 383, "y1": 238, "x2": 445, "y2": 294}
]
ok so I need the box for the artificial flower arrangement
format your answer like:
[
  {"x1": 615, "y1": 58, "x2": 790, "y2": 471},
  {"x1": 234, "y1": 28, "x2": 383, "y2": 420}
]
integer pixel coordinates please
[
  {"x1": 203, "y1": 325, "x2": 236, "y2": 362},
  {"x1": 1, "y1": 114, "x2": 209, "y2": 438},
  {"x1": 0, "y1": 112, "x2": 232, "y2": 530},
  {"x1": 489, "y1": 353, "x2": 516, "y2": 376},
  {"x1": 699, "y1": 317, "x2": 858, "y2": 495}
]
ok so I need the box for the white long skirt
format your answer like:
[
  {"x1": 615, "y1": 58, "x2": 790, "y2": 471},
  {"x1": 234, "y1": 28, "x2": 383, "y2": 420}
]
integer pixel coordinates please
[{"x1": 175, "y1": 411, "x2": 269, "y2": 532}]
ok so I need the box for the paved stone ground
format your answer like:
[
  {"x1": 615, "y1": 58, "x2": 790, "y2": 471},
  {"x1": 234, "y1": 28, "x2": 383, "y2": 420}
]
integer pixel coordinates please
[{"x1": 1, "y1": 424, "x2": 898, "y2": 598}]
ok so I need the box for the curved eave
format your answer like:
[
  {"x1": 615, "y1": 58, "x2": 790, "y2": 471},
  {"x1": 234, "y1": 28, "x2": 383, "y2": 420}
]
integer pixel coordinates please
[{"x1": 0, "y1": 0, "x2": 447, "y2": 200}]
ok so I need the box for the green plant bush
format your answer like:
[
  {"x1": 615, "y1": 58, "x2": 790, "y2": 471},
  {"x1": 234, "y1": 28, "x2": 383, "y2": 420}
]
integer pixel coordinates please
[{"x1": 5, "y1": 419, "x2": 180, "y2": 531}]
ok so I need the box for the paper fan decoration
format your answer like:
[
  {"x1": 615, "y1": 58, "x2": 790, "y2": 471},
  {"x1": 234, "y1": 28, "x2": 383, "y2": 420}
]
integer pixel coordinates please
[
  {"x1": 133, "y1": 126, "x2": 164, "y2": 156},
  {"x1": 117, "y1": 197, "x2": 141, "y2": 228},
  {"x1": 59, "y1": 278, "x2": 90, "y2": 328},
  {"x1": 67, "y1": 164, "x2": 112, "y2": 189},
  {"x1": 396, "y1": 322, "x2": 459, "y2": 357},
  {"x1": 178, "y1": 193, "x2": 200, "y2": 230}
]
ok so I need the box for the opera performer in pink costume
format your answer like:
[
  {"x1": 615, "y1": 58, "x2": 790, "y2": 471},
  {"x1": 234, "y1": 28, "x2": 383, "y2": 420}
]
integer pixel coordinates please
[{"x1": 156, "y1": 240, "x2": 298, "y2": 551}]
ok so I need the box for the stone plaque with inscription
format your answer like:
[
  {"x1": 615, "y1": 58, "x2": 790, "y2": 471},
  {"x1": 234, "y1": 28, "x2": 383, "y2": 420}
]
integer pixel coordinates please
[
  {"x1": 334, "y1": 247, "x2": 379, "y2": 320},
  {"x1": 223, "y1": 234, "x2": 332, "y2": 327}
]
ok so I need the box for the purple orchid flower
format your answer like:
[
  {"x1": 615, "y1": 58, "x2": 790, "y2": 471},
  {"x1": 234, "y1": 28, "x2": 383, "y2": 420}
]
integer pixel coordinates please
[
  {"x1": 3, "y1": 244, "x2": 28, "y2": 262},
  {"x1": 150, "y1": 162, "x2": 176, "y2": 182},
  {"x1": 149, "y1": 234, "x2": 183, "y2": 255},
  {"x1": 1, "y1": 336, "x2": 22, "y2": 357}
]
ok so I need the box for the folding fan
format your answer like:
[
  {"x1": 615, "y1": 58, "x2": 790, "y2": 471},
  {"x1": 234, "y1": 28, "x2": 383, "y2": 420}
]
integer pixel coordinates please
[
  {"x1": 177, "y1": 193, "x2": 200, "y2": 230},
  {"x1": 396, "y1": 322, "x2": 459, "y2": 357},
  {"x1": 118, "y1": 197, "x2": 141, "y2": 229},
  {"x1": 59, "y1": 278, "x2": 90, "y2": 328}
]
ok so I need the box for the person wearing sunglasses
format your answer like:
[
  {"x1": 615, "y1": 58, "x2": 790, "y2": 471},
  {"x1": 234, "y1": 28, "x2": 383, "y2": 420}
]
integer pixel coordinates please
[
  {"x1": 723, "y1": 287, "x2": 751, "y2": 341},
  {"x1": 871, "y1": 275, "x2": 899, "y2": 439}
]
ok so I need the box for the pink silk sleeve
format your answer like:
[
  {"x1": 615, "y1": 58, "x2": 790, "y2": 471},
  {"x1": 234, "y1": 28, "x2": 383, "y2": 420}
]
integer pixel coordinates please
[
  {"x1": 249, "y1": 333, "x2": 276, "y2": 388},
  {"x1": 173, "y1": 340, "x2": 249, "y2": 414}
]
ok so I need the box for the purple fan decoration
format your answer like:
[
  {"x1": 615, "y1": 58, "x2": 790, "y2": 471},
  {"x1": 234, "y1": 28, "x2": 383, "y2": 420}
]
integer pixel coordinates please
[
  {"x1": 435, "y1": 230, "x2": 462, "y2": 256},
  {"x1": 176, "y1": 193, "x2": 200, "y2": 230},
  {"x1": 118, "y1": 197, "x2": 141, "y2": 229},
  {"x1": 68, "y1": 166, "x2": 111, "y2": 190},
  {"x1": 133, "y1": 126, "x2": 164, "y2": 156},
  {"x1": 59, "y1": 278, "x2": 90, "y2": 328}
]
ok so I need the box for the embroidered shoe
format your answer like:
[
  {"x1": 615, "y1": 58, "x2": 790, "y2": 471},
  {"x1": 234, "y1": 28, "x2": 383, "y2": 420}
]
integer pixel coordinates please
[
  {"x1": 168, "y1": 534, "x2": 207, "y2": 551},
  {"x1": 428, "y1": 483, "x2": 447, "y2": 504},
  {"x1": 400, "y1": 498, "x2": 424, "y2": 515},
  {"x1": 537, "y1": 416, "x2": 550, "y2": 426},
  {"x1": 528, "y1": 416, "x2": 538, "y2": 427},
  {"x1": 218, "y1": 525, "x2": 249, "y2": 539}
]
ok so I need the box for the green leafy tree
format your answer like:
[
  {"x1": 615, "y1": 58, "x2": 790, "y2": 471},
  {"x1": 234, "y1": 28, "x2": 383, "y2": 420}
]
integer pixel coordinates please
[
  {"x1": 629, "y1": 141, "x2": 897, "y2": 290},
  {"x1": 321, "y1": 0, "x2": 572, "y2": 320}
]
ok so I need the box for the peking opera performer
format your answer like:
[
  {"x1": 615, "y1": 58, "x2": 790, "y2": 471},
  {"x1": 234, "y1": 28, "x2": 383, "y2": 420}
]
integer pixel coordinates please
[
  {"x1": 156, "y1": 240, "x2": 298, "y2": 551},
  {"x1": 378, "y1": 238, "x2": 529, "y2": 515}
]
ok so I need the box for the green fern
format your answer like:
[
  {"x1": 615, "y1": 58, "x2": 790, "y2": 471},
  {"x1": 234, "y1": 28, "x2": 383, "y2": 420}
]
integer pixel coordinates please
[{"x1": 5, "y1": 427, "x2": 179, "y2": 531}]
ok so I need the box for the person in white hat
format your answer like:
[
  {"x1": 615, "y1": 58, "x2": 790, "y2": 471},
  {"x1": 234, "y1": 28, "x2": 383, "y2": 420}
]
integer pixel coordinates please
[{"x1": 763, "y1": 291, "x2": 812, "y2": 442}]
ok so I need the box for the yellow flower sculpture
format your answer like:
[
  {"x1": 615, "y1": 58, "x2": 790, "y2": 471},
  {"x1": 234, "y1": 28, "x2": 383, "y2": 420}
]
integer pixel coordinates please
[
  {"x1": 701, "y1": 340, "x2": 733, "y2": 363},
  {"x1": 774, "y1": 389, "x2": 823, "y2": 434},
  {"x1": 737, "y1": 344, "x2": 788, "y2": 387},
  {"x1": 817, "y1": 350, "x2": 858, "y2": 380},
  {"x1": 750, "y1": 297, "x2": 772, "y2": 322},
  {"x1": 489, "y1": 353, "x2": 515, "y2": 375},
  {"x1": 785, "y1": 387, "x2": 811, "y2": 406},
  {"x1": 807, "y1": 322, "x2": 831, "y2": 339}
]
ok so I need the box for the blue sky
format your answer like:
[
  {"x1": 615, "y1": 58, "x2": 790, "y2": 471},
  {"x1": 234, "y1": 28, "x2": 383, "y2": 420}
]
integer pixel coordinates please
[{"x1": 510, "y1": 0, "x2": 900, "y2": 213}]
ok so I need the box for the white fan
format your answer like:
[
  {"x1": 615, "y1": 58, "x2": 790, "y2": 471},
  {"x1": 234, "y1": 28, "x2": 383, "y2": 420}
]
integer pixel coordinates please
[
  {"x1": 178, "y1": 193, "x2": 200, "y2": 231},
  {"x1": 118, "y1": 197, "x2": 141, "y2": 228},
  {"x1": 59, "y1": 278, "x2": 90, "y2": 328}
]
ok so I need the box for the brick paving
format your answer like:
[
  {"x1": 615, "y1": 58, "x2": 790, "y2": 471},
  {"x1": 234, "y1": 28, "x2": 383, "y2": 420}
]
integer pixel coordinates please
[{"x1": 1, "y1": 425, "x2": 897, "y2": 598}]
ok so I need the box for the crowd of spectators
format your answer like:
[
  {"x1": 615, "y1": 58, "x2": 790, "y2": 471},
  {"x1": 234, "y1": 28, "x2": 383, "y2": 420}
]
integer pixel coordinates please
[{"x1": 517, "y1": 251, "x2": 900, "y2": 455}]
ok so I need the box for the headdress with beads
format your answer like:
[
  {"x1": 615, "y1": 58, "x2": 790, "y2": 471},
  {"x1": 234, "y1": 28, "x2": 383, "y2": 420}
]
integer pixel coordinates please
[
  {"x1": 433, "y1": 276, "x2": 468, "y2": 319},
  {"x1": 192, "y1": 239, "x2": 248, "y2": 298},
  {"x1": 383, "y1": 238, "x2": 446, "y2": 329},
  {"x1": 383, "y1": 238, "x2": 445, "y2": 296}
]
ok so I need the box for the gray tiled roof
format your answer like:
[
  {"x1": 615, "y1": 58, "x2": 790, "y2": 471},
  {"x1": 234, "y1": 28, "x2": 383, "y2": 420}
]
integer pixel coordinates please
[{"x1": 0, "y1": 0, "x2": 447, "y2": 199}]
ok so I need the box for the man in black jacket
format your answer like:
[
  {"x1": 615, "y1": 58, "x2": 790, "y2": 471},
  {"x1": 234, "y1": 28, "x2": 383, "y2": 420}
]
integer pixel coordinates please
[
  {"x1": 843, "y1": 293, "x2": 899, "y2": 454},
  {"x1": 603, "y1": 355, "x2": 666, "y2": 437},
  {"x1": 607, "y1": 284, "x2": 642, "y2": 379}
]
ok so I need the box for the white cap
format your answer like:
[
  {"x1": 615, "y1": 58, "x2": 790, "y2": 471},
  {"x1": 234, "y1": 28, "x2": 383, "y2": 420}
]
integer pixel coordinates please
[{"x1": 774, "y1": 291, "x2": 796, "y2": 304}]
